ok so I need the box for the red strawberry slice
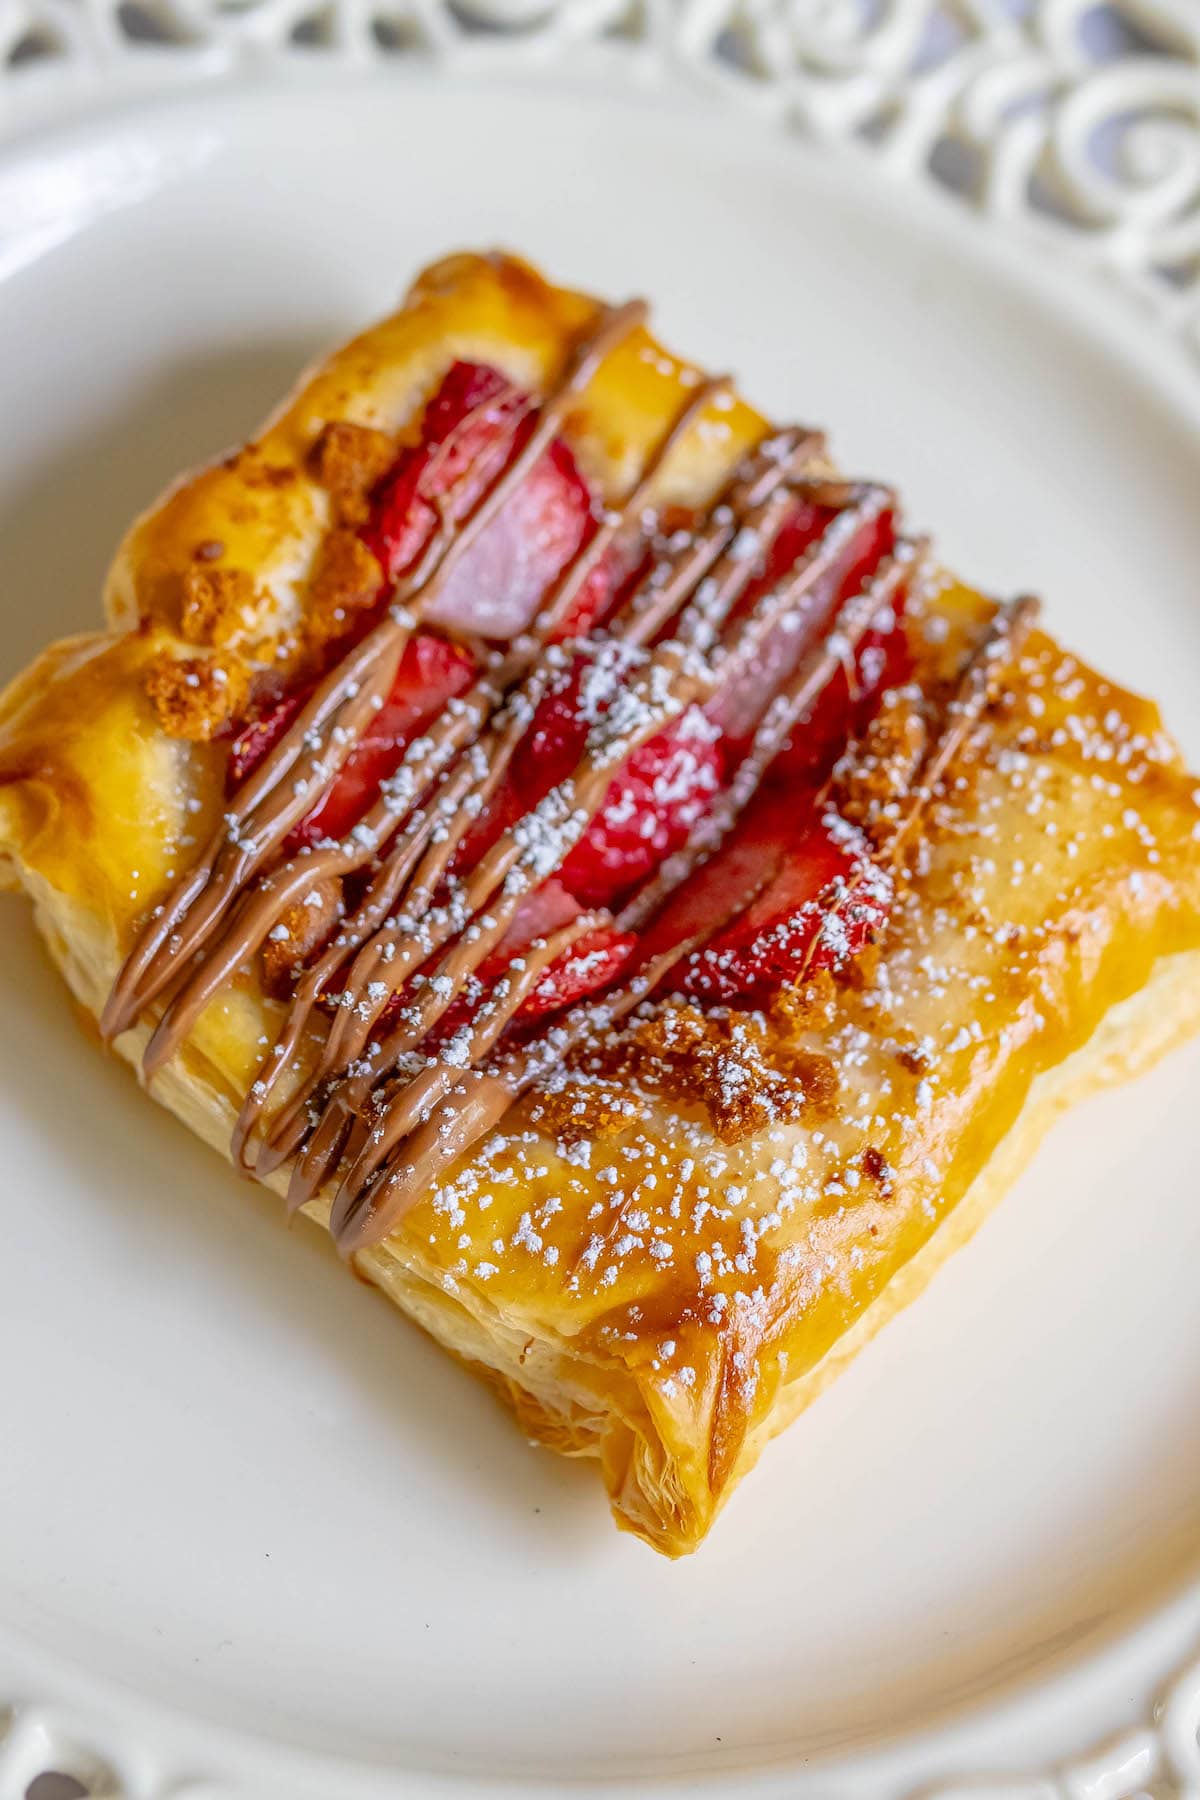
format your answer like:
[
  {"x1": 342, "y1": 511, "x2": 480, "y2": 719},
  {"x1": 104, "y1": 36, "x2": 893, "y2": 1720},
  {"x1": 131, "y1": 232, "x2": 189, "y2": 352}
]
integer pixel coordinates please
[
  {"x1": 459, "y1": 647, "x2": 727, "y2": 911},
  {"x1": 362, "y1": 360, "x2": 609, "y2": 643},
  {"x1": 227, "y1": 632, "x2": 475, "y2": 807},
  {"x1": 450, "y1": 666, "x2": 594, "y2": 873},
  {"x1": 512, "y1": 659, "x2": 594, "y2": 789},
  {"x1": 227, "y1": 692, "x2": 305, "y2": 789},
  {"x1": 771, "y1": 583, "x2": 912, "y2": 784},
  {"x1": 637, "y1": 783, "x2": 810, "y2": 967},
  {"x1": 426, "y1": 437, "x2": 595, "y2": 642},
  {"x1": 711, "y1": 503, "x2": 896, "y2": 747},
  {"x1": 467, "y1": 880, "x2": 630, "y2": 1019},
  {"x1": 560, "y1": 709, "x2": 726, "y2": 908},
  {"x1": 520, "y1": 923, "x2": 637, "y2": 1020},
  {"x1": 481, "y1": 884, "x2": 634, "y2": 1022},
  {"x1": 422, "y1": 359, "x2": 522, "y2": 453},
  {"x1": 733, "y1": 497, "x2": 836, "y2": 613},
  {"x1": 363, "y1": 363, "x2": 524, "y2": 582},
  {"x1": 635, "y1": 782, "x2": 891, "y2": 1005},
  {"x1": 736, "y1": 500, "x2": 894, "y2": 626},
  {"x1": 675, "y1": 820, "x2": 890, "y2": 1003},
  {"x1": 289, "y1": 630, "x2": 476, "y2": 848},
  {"x1": 406, "y1": 881, "x2": 631, "y2": 1044},
  {"x1": 503, "y1": 877, "x2": 583, "y2": 947}
]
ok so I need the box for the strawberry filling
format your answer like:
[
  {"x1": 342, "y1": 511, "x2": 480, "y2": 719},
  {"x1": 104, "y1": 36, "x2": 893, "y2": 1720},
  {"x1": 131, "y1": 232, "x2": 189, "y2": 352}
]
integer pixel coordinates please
[
  {"x1": 229, "y1": 361, "x2": 910, "y2": 1028},
  {"x1": 520, "y1": 924, "x2": 638, "y2": 1019},
  {"x1": 709, "y1": 501, "x2": 898, "y2": 749},
  {"x1": 481, "y1": 880, "x2": 636, "y2": 1023},
  {"x1": 288, "y1": 633, "x2": 475, "y2": 850},
  {"x1": 366, "y1": 881, "x2": 637, "y2": 1037},
  {"x1": 227, "y1": 693, "x2": 304, "y2": 789},
  {"x1": 363, "y1": 361, "x2": 614, "y2": 643},
  {"x1": 650, "y1": 786, "x2": 892, "y2": 1004},
  {"x1": 228, "y1": 630, "x2": 477, "y2": 851},
  {"x1": 460, "y1": 647, "x2": 729, "y2": 912}
]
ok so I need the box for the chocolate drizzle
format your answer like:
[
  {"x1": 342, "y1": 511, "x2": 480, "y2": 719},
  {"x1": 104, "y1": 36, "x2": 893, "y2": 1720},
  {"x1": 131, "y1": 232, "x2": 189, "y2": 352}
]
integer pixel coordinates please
[
  {"x1": 103, "y1": 296, "x2": 1039, "y2": 1258},
  {"x1": 100, "y1": 298, "x2": 649, "y2": 1046}
]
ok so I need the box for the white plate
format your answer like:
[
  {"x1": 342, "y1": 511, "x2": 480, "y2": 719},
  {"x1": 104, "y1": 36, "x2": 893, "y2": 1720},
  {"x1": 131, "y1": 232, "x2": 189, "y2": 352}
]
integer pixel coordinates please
[{"x1": 2, "y1": 73, "x2": 1200, "y2": 1800}]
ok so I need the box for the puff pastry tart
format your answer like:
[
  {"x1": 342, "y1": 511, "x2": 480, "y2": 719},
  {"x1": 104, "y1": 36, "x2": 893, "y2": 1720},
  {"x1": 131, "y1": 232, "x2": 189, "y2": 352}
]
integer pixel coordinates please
[{"x1": 4, "y1": 251, "x2": 1200, "y2": 1556}]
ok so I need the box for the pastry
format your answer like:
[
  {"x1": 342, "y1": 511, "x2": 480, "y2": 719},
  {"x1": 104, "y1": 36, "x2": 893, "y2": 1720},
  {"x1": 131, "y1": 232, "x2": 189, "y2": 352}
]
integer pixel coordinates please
[{"x1": 3, "y1": 249, "x2": 1199, "y2": 1556}]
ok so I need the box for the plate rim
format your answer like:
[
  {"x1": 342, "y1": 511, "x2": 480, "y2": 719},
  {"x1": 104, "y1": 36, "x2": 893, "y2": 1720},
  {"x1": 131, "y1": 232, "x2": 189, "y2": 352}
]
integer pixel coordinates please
[{"x1": 1, "y1": 60, "x2": 1200, "y2": 1800}]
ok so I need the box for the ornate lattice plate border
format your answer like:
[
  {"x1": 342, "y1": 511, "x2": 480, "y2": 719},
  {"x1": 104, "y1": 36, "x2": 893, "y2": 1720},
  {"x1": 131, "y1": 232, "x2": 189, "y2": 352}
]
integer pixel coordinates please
[
  {"x1": 1, "y1": 0, "x2": 1199, "y2": 357},
  {"x1": 0, "y1": 1, "x2": 1199, "y2": 1793}
]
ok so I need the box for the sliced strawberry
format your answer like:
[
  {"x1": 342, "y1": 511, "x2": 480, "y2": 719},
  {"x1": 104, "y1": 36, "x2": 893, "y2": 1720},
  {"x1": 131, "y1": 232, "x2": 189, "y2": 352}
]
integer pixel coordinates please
[
  {"x1": 712, "y1": 503, "x2": 896, "y2": 747},
  {"x1": 733, "y1": 498, "x2": 836, "y2": 614},
  {"x1": 432, "y1": 437, "x2": 597, "y2": 642},
  {"x1": 454, "y1": 764, "x2": 530, "y2": 878},
  {"x1": 474, "y1": 884, "x2": 634, "y2": 1023},
  {"x1": 560, "y1": 709, "x2": 726, "y2": 908},
  {"x1": 363, "y1": 365, "x2": 525, "y2": 583},
  {"x1": 771, "y1": 584, "x2": 912, "y2": 784},
  {"x1": 360, "y1": 881, "x2": 634, "y2": 1049},
  {"x1": 520, "y1": 924, "x2": 637, "y2": 1020},
  {"x1": 633, "y1": 781, "x2": 890, "y2": 1005},
  {"x1": 554, "y1": 554, "x2": 616, "y2": 642},
  {"x1": 289, "y1": 630, "x2": 476, "y2": 849},
  {"x1": 362, "y1": 360, "x2": 608, "y2": 643},
  {"x1": 747, "y1": 502, "x2": 893, "y2": 627},
  {"x1": 512, "y1": 657, "x2": 595, "y2": 791},
  {"x1": 637, "y1": 783, "x2": 810, "y2": 968},
  {"x1": 421, "y1": 359, "x2": 521, "y2": 452},
  {"x1": 453, "y1": 665, "x2": 603, "y2": 874},
  {"x1": 227, "y1": 692, "x2": 305, "y2": 790},
  {"x1": 677, "y1": 820, "x2": 889, "y2": 1004},
  {"x1": 459, "y1": 644, "x2": 727, "y2": 911},
  {"x1": 703, "y1": 832, "x2": 889, "y2": 998},
  {"x1": 503, "y1": 877, "x2": 583, "y2": 947}
]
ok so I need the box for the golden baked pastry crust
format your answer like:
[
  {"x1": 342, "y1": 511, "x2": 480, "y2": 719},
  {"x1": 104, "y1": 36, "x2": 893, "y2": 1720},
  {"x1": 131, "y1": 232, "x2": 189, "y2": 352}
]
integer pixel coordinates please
[{"x1": 3, "y1": 250, "x2": 1200, "y2": 1556}]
